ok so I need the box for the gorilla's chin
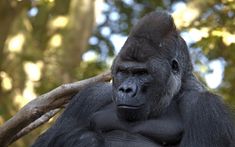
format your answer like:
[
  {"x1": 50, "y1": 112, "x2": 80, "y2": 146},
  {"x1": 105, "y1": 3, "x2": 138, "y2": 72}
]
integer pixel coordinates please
[{"x1": 117, "y1": 105, "x2": 147, "y2": 122}]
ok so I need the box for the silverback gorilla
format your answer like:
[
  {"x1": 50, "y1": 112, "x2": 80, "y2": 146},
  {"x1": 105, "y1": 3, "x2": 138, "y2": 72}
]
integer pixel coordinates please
[{"x1": 32, "y1": 11, "x2": 235, "y2": 147}]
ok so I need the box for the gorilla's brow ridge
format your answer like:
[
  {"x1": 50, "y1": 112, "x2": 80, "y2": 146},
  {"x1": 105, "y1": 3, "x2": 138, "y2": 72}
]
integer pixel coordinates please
[{"x1": 117, "y1": 63, "x2": 147, "y2": 73}]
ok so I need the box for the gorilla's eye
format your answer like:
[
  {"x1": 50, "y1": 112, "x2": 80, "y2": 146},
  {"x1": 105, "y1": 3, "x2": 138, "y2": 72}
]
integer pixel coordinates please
[
  {"x1": 134, "y1": 69, "x2": 148, "y2": 75},
  {"x1": 117, "y1": 69, "x2": 127, "y2": 74},
  {"x1": 116, "y1": 68, "x2": 129, "y2": 77},
  {"x1": 171, "y1": 59, "x2": 179, "y2": 73}
]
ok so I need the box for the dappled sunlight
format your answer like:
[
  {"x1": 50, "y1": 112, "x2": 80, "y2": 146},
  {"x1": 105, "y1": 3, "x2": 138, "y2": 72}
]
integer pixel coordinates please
[
  {"x1": 223, "y1": 34, "x2": 235, "y2": 46},
  {"x1": 95, "y1": 0, "x2": 104, "y2": 24},
  {"x1": 212, "y1": 30, "x2": 235, "y2": 46},
  {"x1": 23, "y1": 81, "x2": 37, "y2": 101},
  {"x1": 0, "y1": 71, "x2": 12, "y2": 91},
  {"x1": 205, "y1": 60, "x2": 224, "y2": 89},
  {"x1": 13, "y1": 81, "x2": 37, "y2": 108},
  {"x1": 0, "y1": 116, "x2": 4, "y2": 125},
  {"x1": 189, "y1": 28, "x2": 209, "y2": 42},
  {"x1": 172, "y1": 2, "x2": 199, "y2": 28},
  {"x1": 198, "y1": 64, "x2": 208, "y2": 74},
  {"x1": 13, "y1": 61, "x2": 44, "y2": 107},
  {"x1": 47, "y1": 0, "x2": 54, "y2": 3},
  {"x1": 7, "y1": 33, "x2": 25, "y2": 53},
  {"x1": 50, "y1": 16, "x2": 68, "y2": 29},
  {"x1": 49, "y1": 34, "x2": 62, "y2": 48},
  {"x1": 13, "y1": 83, "x2": 37, "y2": 108},
  {"x1": 23, "y1": 61, "x2": 43, "y2": 82},
  {"x1": 82, "y1": 50, "x2": 98, "y2": 62},
  {"x1": 222, "y1": 0, "x2": 234, "y2": 2},
  {"x1": 110, "y1": 35, "x2": 127, "y2": 54},
  {"x1": 13, "y1": 92, "x2": 28, "y2": 109}
]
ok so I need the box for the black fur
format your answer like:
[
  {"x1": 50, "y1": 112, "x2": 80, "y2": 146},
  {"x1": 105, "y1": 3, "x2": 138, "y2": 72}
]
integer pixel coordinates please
[{"x1": 32, "y1": 11, "x2": 235, "y2": 147}]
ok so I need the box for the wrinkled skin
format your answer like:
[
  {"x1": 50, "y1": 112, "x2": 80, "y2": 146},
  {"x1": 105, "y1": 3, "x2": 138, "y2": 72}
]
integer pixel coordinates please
[{"x1": 32, "y1": 11, "x2": 235, "y2": 147}]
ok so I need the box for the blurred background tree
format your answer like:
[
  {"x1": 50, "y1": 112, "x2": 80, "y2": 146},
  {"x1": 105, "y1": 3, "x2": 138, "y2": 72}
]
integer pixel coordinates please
[{"x1": 0, "y1": 0, "x2": 234, "y2": 146}]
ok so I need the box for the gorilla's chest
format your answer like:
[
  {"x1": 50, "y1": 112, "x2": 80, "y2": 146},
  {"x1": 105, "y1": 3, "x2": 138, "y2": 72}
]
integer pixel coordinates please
[
  {"x1": 89, "y1": 102, "x2": 183, "y2": 147},
  {"x1": 103, "y1": 130, "x2": 160, "y2": 147}
]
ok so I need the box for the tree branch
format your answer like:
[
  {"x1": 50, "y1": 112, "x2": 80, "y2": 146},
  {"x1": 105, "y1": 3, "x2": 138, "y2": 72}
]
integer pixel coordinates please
[
  {"x1": 10, "y1": 108, "x2": 61, "y2": 144},
  {"x1": 0, "y1": 71, "x2": 111, "y2": 146}
]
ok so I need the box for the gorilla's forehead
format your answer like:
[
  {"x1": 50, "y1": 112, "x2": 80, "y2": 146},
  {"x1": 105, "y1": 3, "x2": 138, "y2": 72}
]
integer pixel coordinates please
[
  {"x1": 119, "y1": 37, "x2": 173, "y2": 62},
  {"x1": 119, "y1": 37, "x2": 162, "y2": 62}
]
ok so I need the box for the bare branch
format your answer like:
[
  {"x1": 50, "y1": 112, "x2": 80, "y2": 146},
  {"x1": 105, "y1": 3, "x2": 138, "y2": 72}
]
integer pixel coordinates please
[
  {"x1": 10, "y1": 108, "x2": 61, "y2": 144},
  {"x1": 0, "y1": 71, "x2": 111, "y2": 146}
]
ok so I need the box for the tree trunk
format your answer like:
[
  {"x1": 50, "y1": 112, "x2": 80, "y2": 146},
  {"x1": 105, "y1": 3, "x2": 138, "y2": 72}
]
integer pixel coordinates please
[
  {"x1": 61, "y1": 0, "x2": 95, "y2": 82},
  {"x1": 0, "y1": 0, "x2": 30, "y2": 96}
]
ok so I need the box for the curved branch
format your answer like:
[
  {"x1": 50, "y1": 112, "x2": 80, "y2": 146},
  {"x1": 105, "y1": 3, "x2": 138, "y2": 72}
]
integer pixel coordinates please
[
  {"x1": 0, "y1": 71, "x2": 111, "y2": 146},
  {"x1": 10, "y1": 108, "x2": 61, "y2": 144}
]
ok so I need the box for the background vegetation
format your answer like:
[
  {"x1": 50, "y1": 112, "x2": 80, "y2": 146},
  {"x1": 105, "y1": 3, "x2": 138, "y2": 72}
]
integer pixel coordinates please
[{"x1": 0, "y1": 0, "x2": 234, "y2": 146}]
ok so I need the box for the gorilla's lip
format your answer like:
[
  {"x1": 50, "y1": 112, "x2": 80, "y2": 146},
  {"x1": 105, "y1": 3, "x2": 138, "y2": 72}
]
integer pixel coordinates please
[{"x1": 117, "y1": 104, "x2": 144, "y2": 109}]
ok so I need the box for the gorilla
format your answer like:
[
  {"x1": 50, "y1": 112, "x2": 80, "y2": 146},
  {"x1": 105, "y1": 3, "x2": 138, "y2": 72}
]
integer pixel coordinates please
[{"x1": 32, "y1": 11, "x2": 235, "y2": 147}]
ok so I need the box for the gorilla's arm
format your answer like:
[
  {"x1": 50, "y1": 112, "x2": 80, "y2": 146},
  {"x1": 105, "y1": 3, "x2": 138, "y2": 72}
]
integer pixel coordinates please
[
  {"x1": 32, "y1": 83, "x2": 113, "y2": 147},
  {"x1": 131, "y1": 100, "x2": 182, "y2": 145},
  {"x1": 179, "y1": 78, "x2": 235, "y2": 147},
  {"x1": 90, "y1": 100, "x2": 183, "y2": 145}
]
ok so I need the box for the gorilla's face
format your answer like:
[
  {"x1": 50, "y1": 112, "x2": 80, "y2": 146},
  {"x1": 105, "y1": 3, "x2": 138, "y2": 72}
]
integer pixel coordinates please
[{"x1": 112, "y1": 38, "x2": 182, "y2": 121}]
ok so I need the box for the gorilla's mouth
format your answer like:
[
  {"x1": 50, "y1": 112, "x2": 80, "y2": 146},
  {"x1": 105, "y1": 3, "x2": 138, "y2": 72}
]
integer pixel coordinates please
[
  {"x1": 117, "y1": 104, "x2": 147, "y2": 121},
  {"x1": 117, "y1": 104, "x2": 144, "y2": 109}
]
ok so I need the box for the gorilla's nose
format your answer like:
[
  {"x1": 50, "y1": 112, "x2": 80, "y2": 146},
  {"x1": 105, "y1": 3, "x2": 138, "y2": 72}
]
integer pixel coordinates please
[{"x1": 118, "y1": 83, "x2": 137, "y2": 97}]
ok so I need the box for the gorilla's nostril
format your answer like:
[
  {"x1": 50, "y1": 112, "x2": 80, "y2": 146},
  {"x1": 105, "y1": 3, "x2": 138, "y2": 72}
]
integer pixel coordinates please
[
  {"x1": 118, "y1": 87, "x2": 133, "y2": 93},
  {"x1": 119, "y1": 87, "x2": 125, "y2": 92},
  {"x1": 125, "y1": 88, "x2": 133, "y2": 93},
  {"x1": 118, "y1": 84, "x2": 137, "y2": 97}
]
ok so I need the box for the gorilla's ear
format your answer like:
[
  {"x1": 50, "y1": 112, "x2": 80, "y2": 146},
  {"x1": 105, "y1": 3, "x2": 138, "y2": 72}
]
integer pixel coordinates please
[
  {"x1": 129, "y1": 11, "x2": 177, "y2": 45},
  {"x1": 171, "y1": 59, "x2": 180, "y2": 74}
]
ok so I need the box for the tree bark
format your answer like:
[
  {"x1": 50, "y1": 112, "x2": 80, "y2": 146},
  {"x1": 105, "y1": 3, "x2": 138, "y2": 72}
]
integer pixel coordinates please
[
  {"x1": 61, "y1": 0, "x2": 95, "y2": 82},
  {"x1": 10, "y1": 108, "x2": 61, "y2": 144}
]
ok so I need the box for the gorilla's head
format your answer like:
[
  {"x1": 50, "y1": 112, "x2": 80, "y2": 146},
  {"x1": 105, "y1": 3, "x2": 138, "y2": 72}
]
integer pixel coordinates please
[{"x1": 111, "y1": 11, "x2": 193, "y2": 121}]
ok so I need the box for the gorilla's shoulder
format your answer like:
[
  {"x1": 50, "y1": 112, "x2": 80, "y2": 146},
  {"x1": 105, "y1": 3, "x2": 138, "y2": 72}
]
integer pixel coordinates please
[
  {"x1": 70, "y1": 82, "x2": 112, "y2": 107},
  {"x1": 80, "y1": 82, "x2": 112, "y2": 95}
]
